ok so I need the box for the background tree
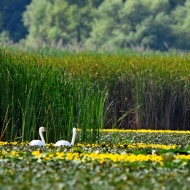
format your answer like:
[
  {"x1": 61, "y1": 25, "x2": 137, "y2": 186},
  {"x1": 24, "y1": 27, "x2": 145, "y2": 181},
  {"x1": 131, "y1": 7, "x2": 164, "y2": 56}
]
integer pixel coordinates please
[
  {"x1": 85, "y1": 0, "x2": 125, "y2": 49},
  {"x1": 171, "y1": 0, "x2": 190, "y2": 50},
  {"x1": 23, "y1": 0, "x2": 55, "y2": 45},
  {"x1": 23, "y1": 0, "x2": 97, "y2": 47},
  {"x1": 124, "y1": 0, "x2": 174, "y2": 50},
  {"x1": 86, "y1": 0, "x2": 175, "y2": 51}
]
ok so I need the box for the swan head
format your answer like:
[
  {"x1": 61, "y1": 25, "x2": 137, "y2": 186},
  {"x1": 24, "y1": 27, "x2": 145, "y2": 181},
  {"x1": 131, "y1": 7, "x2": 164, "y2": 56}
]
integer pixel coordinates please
[{"x1": 39, "y1": 127, "x2": 46, "y2": 132}]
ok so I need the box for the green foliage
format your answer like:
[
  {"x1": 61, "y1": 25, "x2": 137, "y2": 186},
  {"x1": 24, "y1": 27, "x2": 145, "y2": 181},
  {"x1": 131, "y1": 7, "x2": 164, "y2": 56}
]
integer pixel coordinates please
[
  {"x1": 171, "y1": 0, "x2": 190, "y2": 49},
  {"x1": 1, "y1": 0, "x2": 190, "y2": 50},
  {"x1": 23, "y1": 0, "x2": 52, "y2": 44},
  {"x1": 85, "y1": 0, "x2": 124, "y2": 49},
  {"x1": 86, "y1": 0, "x2": 175, "y2": 51},
  {"x1": 23, "y1": 0, "x2": 95, "y2": 46}
]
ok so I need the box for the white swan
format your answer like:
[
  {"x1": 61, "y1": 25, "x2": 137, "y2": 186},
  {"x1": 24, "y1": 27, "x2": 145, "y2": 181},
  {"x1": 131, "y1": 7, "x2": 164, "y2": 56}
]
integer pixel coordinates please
[
  {"x1": 29, "y1": 127, "x2": 46, "y2": 146},
  {"x1": 54, "y1": 127, "x2": 77, "y2": 147}
]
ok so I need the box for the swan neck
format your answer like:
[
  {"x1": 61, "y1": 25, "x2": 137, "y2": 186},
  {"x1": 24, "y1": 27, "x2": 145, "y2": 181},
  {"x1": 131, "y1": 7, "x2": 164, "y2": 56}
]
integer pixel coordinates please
[
  {"x1": 39, "y1": 128, "x2": 45, "y2": 144},
  {"x1": 71, "y1": 128, "x2": 76, "y2": 145}
]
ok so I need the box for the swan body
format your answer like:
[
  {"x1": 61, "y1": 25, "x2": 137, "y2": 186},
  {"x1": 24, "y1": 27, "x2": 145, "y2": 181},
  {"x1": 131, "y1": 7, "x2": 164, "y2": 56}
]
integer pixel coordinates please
[
  {"x1": 54, "y1": 140, "x2": 72, "y2": 146},
  {"x1": 29, "y1": 140, "x2": 45, "y2": 146},
  {"x1": 29, "y1": 127, "x2": 46, "y2": 146},
  {"x1": 54, "y1": 127, "x2": 77, "y2": 147}
]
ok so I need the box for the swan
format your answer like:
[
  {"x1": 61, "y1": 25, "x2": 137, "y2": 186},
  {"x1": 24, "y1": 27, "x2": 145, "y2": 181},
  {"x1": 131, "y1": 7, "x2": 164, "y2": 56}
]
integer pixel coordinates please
[
  {"x1": 29, "y1": 127, "x2": 46, "y2": 146},
  {"x1": 54, "y1": 127, "x2": 77, "y2": 147}
]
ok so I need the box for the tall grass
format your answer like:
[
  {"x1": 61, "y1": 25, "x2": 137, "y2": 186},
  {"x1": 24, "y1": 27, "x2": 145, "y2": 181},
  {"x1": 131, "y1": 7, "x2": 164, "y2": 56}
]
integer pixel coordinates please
[
  {"x1": 0, "y1": 49, "x2": 106, "y2": 142},
  {"x1": 58, "y1": 52, "x2": 190, "y2": 130},
  {"x1": 1, "y1": 48, "x2": 190, "y2": 143}
]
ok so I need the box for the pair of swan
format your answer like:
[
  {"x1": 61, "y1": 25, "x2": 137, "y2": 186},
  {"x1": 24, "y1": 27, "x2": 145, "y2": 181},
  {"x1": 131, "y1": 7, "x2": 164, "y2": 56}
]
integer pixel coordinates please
[{"x1": 29, "y1": 127, "x2": 77, "y2": 147}]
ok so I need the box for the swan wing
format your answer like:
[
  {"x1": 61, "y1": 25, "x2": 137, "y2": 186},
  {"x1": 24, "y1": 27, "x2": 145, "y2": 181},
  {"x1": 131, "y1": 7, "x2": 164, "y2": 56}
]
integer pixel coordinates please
[
  {"x1": 29, "y1": 140, "x2": 45, "y2": 146},
  {"x1": 54, "y1": 140, "x2": 71, "y2": 147}
]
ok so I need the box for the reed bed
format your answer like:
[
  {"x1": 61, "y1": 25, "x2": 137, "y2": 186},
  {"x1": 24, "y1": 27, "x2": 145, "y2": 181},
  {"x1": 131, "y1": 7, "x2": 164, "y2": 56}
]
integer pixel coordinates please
[
  {"x1": 1, "y1": 48, "x2": 190, "y2": 142},
  {"x1": 0, "y1": 49, "x2": 105, "y2": 142}
]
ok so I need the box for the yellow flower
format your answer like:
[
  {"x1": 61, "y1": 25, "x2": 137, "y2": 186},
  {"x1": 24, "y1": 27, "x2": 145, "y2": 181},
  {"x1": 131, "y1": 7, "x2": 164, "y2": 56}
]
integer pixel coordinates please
[
  {"x1": 102, "y1": 129, "x2": 190, "y2": 134},
  {"x1": 32, "y1": 150, "x2": 41, "y2": 157},
  {"x1": 175, "y1": 155, "x2": 190, "y2": 160},
  {"x1": 128, "y1": 143, "x2": 179, "y2": 149}
]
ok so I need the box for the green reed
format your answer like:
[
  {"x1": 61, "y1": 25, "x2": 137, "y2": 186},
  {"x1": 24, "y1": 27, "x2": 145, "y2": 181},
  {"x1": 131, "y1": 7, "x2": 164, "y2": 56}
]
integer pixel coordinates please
[
  {"x1": 0, "y1": 49, "x2": 106, "y2": 142},
  {"x1": 1, "y1": 48, "x2": 190, "y2": 143}
]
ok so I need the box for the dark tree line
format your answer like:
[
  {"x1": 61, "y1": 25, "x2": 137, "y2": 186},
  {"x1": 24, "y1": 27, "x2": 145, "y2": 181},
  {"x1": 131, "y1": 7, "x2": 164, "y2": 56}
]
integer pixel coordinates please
[
  {"x1": 1, "y1": 0, "x2": 190, "y2": 51},
  {"x1": 0, "y1": 0, "x2": 31, "y2": 42}
]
